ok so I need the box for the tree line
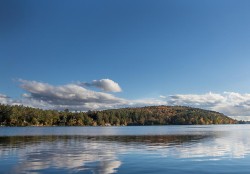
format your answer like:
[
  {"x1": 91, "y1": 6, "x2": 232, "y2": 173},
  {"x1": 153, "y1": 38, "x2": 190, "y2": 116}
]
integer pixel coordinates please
[{"x1": 0, "y1": 104, "x2": 237, "y2": 126}]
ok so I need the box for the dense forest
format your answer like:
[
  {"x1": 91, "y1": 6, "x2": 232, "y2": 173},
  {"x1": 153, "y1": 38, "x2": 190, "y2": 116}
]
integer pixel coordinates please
[{"x1": 0, "y1": 104, "x2": 237, "y2": 126}]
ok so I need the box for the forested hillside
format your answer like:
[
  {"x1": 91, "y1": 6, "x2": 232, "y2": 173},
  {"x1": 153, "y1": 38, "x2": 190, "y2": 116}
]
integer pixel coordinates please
[{"x1": 0, "y1": 104, "x2": 237, "y2": 126}]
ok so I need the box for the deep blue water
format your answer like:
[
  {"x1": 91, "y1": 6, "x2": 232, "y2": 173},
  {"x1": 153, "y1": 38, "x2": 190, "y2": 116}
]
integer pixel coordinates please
[{"x1": 0, "y1": 125, "x2": 250, "y2": 173}]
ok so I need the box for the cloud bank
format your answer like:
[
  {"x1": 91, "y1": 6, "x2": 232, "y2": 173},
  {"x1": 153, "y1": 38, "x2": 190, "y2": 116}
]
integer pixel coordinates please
[
  {"x1": 164, "y1": 92, "x2": 250, "y2": 117},
  {"x1": 13, "y1": 79, "x2": 165, "y2": 111},
  {"x1": 1, "y1": 79, "x2": 250, "y2": 119},
  {"x1": 18, "y1": 79, "x2": 126, "y2": 110}
]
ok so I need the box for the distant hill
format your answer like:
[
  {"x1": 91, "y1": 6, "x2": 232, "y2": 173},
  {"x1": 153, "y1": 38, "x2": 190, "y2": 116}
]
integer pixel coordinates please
[
  {"x1": 0, "y1": 104, "x2": 237, "y2": 126},
  {"x1": 98, "y1": 106, "x2": 237, "y2": 125}
]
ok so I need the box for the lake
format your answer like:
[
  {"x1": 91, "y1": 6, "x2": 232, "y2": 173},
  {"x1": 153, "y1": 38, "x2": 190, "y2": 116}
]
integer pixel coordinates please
[{"x1": 0, "y1": 125, "x2": 250, "y2": 173}]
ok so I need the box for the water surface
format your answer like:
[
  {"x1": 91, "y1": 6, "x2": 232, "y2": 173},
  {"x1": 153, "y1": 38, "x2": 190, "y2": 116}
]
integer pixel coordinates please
[{"x1": 1, "y1": 125, "x2": 250, "y2": 173}]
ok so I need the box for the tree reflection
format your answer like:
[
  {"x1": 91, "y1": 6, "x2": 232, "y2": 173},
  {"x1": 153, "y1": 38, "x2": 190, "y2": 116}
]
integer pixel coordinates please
[
  {"x1": 1, "y1": 132, "x2": 250, "y2": 173},
  {"x1": 0, "y1": 134, "x2": 211, "y2": 173}
]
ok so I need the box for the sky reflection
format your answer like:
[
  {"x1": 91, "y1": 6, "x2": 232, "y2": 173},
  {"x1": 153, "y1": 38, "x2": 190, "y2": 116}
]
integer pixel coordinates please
[{"x1": 1, "y1": 126, "x2": 250, "y2": 173}]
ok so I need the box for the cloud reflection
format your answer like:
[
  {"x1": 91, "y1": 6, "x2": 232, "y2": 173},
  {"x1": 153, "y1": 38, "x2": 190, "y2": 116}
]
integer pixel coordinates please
[
  {"x1": 0, "y1": 136, "x2": 122, "y2": 174},
  {"x1": 1, "y1": 127, "x2": 250, "y2": 173}
]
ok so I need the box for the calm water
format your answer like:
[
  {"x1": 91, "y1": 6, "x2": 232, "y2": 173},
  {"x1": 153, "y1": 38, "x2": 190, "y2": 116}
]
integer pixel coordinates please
[{"x1": 1, "y1": 125, "x2": 250, "y2": 174}]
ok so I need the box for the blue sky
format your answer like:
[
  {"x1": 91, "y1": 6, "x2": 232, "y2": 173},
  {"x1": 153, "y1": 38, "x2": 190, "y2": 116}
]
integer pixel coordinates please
[{"x1": 1, "y1": 0, "x2": 250, "y2": 119}]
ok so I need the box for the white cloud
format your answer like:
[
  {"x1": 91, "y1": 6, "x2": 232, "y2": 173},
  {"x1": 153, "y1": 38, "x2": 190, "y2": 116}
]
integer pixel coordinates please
[
  {"x1": 159, "y1": 95, "x2": 167, "y2": 99},
  {"x1": 168, "y1": 92, "x2": 224, "y2": 109},
  {"x1": 82, "y1": 79, "x2": 122, "y2": 92},
  {"x1": 12, "y1": 79, "x2": 166, "y2": 111},
  {"x1": 18, "y1": 79, "x2": 126, "y2": 110},
  {"x1": 163, "y1": 92, "x2": 250, "y2": 117},
  {"x1": 0, "y1": 94, "x2": 12, "y2": 104},
  {"x1": 2, "y1": 79, "x2": 250, "y2": 120},
  {"x1": 127, "y1": 98, "x2": 167, "y2": 107},
  {"x1": 230, "y1": 116, "x2": 250, "y2": 121}
]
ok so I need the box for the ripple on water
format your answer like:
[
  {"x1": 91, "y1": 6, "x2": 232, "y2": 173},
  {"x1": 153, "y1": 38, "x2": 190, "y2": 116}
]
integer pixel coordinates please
[{"x1": 0, "y1": 125, "x2": 250, "y2": 173}]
